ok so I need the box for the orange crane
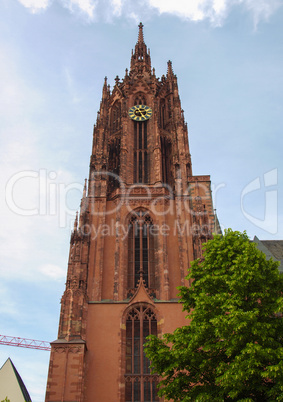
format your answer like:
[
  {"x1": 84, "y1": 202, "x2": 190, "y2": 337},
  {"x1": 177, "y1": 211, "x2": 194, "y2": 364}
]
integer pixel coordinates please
[{"x1": 0, "y1": 334, "x2": 51, "y2": 351}]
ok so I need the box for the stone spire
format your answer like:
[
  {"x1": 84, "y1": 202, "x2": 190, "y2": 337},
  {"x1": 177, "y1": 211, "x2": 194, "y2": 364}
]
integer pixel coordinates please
[
  {"x1": 130, "y1": 22, "x2": 151, "y2": 74},
  {"x1": 98, "y1": 76, "x2": 109, "y2": 125}
]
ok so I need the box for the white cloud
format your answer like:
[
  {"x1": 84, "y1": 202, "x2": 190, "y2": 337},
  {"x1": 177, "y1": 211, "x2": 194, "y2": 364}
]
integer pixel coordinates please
[
  {"x1": 0, "y1": 284, "x2": 19, "y2": 316},
  {"x1": 146, "y1": 0, "x2": 281, "y2": 26},
  {"x1": 62, "y1": 0, "x2": 97, "y2": 19},
  {"x1": 128, "y1": 11, "x2": 140, "y2": 24},
  {"x1": 111, "y1": 0, "x2": 122, "y2": 17},
  {"x1": 17, "y1": 0, "x2": 50, "y2": 13},
  {"x1": 15, "y1": 0, "x2": 281, "y2": 26},
  {"x1": 147, "y1": 0, "x2": 206, "y2": 21},
  {"x1": 0, "y1": 43, "x2": 79, "y2": 283},
  {"x1": 39, "y1": 264, "x2": 66, "y2": 280},
  {"x1": 242, "y1": 0, "x2": 282, "y2": 29},
  {"x1": 63, "y1": 67, "x2": 83, "y2": 104}
]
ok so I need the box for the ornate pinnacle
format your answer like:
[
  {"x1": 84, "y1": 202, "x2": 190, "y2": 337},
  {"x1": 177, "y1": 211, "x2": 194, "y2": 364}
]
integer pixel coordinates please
[
  {"x1": 102, "y1": 76, "x2": 108, "y2": 100},
  {"x1": 167, "y1": 60, "x2": 174, "y2": 77},
  {"x1": 78, "y1": 179, "x2": 88, "y2": 230},
  {"x1": 83, "y1": 178, "x2": 87, "y2": 199},
  {"x1": 74, "y1": 211, "x2": 78, "y2": 231}
]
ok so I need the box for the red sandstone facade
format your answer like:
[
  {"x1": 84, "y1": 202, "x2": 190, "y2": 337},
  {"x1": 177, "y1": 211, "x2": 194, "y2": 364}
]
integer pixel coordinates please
[{"x1": 45, "y1": 23, "x2": 220, "y2": 402}]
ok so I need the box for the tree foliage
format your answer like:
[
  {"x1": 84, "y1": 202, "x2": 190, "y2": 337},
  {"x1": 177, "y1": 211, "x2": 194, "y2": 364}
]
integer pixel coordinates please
[{"x1": 145, "y1": 230, "x2": 283, "y2": 401}]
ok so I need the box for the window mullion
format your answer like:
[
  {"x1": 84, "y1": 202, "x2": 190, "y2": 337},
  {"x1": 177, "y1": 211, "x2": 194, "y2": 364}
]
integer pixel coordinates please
[
  {"x1": 142, "y1": 123, "x2": 144, "y2": 182},
  {"x1": 131, "y1": 318, "x2": 134, "y2": 377},
  {"x1": 140, "y1": 309, "x2": 144, "y2": 402},
  {"x1": 132, "y1": 224, "x2": 135, "y2": 289},
  {"x1": 140, "y1": 221, "x2": 143, "y2": 279},
  {"x1": 147, "y1": 224, "x2": 150, "y2": 288}
]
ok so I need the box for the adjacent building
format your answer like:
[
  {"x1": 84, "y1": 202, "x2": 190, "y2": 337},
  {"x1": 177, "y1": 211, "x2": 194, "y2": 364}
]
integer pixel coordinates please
[
  {"x1": 0, "y1": 358, "x2": 31, "y2": 402},
  {"x1": 253, "y1": 236, "x2": 283, "y2": 274}
]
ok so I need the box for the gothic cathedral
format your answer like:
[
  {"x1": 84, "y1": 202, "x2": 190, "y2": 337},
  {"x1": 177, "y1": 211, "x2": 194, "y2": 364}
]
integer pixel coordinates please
[{"x1": 45, "y1": 23, "x2": 220, "y2": 402}]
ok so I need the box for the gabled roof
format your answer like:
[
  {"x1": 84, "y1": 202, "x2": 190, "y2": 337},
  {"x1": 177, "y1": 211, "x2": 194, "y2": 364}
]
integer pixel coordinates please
[
  {"x1": 0, "y1": 358, "x2": 31, "y2": 402},
  {"x1": 253, "y1": 236, "x2": 283, "y2": 273}
]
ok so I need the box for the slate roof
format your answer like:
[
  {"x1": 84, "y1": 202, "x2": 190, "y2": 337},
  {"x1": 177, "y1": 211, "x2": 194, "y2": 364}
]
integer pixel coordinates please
[
  {"x1": 253, "y1": 236, "x2": 283, "y2": 273},
  {"x1": 10, "y1": 358, "x2": 32, "y2": 402}
]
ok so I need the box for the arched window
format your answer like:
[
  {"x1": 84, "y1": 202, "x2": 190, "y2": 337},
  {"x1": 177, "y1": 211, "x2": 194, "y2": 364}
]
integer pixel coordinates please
[
  {"x1": 107, "y1": 137, "x2": 121, "y2": 193},
  {"x1": 167, "y1": 96, "x2": 172, "y2": 120},
  {"x1": 132, "y1": 93, "x2": 148, "y2": 184},
  {"x1": 128, "y1": 211, "x2": 155, "y2": 297},
  {"x1": 186, "y1": 162, "x2": 191, "y2": 178},
  {"x1": 134, "y1": 121, "x2": 148, "y2": 183},
  {"x1": 125, "y1": 305, "x2": 159, "y2": 402},
  {"x1": 159, "y1": 99, "x2": 165, "y2": 129},
  {"x1": 134, "y1": 93, "x2": 146, "y2": 105},
  {"x1": 160, "y1": 136, "x2": 172, "y2": 185},
  {"x1": 111, "y1": 102, "x2": 121, "y2": 134}
]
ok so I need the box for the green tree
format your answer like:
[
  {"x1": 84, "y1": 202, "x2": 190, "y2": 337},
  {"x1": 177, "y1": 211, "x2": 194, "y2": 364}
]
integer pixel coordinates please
[
  {"x1": 1, "y1": 398, "x2": 10, "y2": 402},
  {"x1": 145, "y1": 230, "x2": 283, "y2": 401}
]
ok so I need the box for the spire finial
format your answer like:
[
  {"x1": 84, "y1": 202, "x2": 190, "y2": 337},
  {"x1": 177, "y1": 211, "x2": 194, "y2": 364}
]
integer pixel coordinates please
[
  {"x1": 102, "y1": 76, "x2": 108, "y2": 100},
  {"x1": 167, "y1": 60, "x2": 174, "y2": 77},
  {"x1": 138, "y1": 22, "x2": 144, "y2": 44}
]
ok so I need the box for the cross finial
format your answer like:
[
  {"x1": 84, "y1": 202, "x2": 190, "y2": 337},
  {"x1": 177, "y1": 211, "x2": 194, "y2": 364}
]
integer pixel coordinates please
[{"x1": 138, "y1": 22, "x2": 144, "y2": 43}]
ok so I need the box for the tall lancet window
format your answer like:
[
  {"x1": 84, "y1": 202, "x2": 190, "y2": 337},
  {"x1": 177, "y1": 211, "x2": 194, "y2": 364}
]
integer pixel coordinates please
[
  {"x1": 134, "y1": 121, "x2": 148, "y2": 183},
  {"x1": 111, "y1": 102, "x2": 122, "y2": 134},
  {"x1": 107, "y1": 137, "x2": 121, "y2": 193},
  {"x1": 125, "y1": 305, "x2": 159, "y2": 402},
  {"x1": 160, "y1": 136, "x2": 172, "y2": 186},
  {"x1": 134, "y1": 94, "x2": 146, "y2": 105},
  {"x1": 128, "y1": 211, "x2": 155, "y2": 296}
]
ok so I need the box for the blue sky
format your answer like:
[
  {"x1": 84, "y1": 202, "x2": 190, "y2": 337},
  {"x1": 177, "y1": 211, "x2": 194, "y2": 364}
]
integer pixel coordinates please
[{"x1": 0, "y1": 0, "x2": 283, "y2": 400}]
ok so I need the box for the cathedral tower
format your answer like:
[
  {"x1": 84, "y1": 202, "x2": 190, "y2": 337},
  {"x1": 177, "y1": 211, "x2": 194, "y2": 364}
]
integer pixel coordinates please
[{"x1": 45, "y1": 23, "x2": 220, "y2": 402}]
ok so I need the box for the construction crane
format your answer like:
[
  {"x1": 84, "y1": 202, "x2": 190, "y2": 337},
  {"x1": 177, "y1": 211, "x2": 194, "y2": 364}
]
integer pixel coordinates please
[{"x1": 0, "y1": 335, "x2": 51, "y2": 351}]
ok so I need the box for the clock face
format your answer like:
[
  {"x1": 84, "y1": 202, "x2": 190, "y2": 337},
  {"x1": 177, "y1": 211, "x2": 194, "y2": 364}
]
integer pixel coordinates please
[{"x1": 128, "y1": 105, "x2": 152, "y2": 121}]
